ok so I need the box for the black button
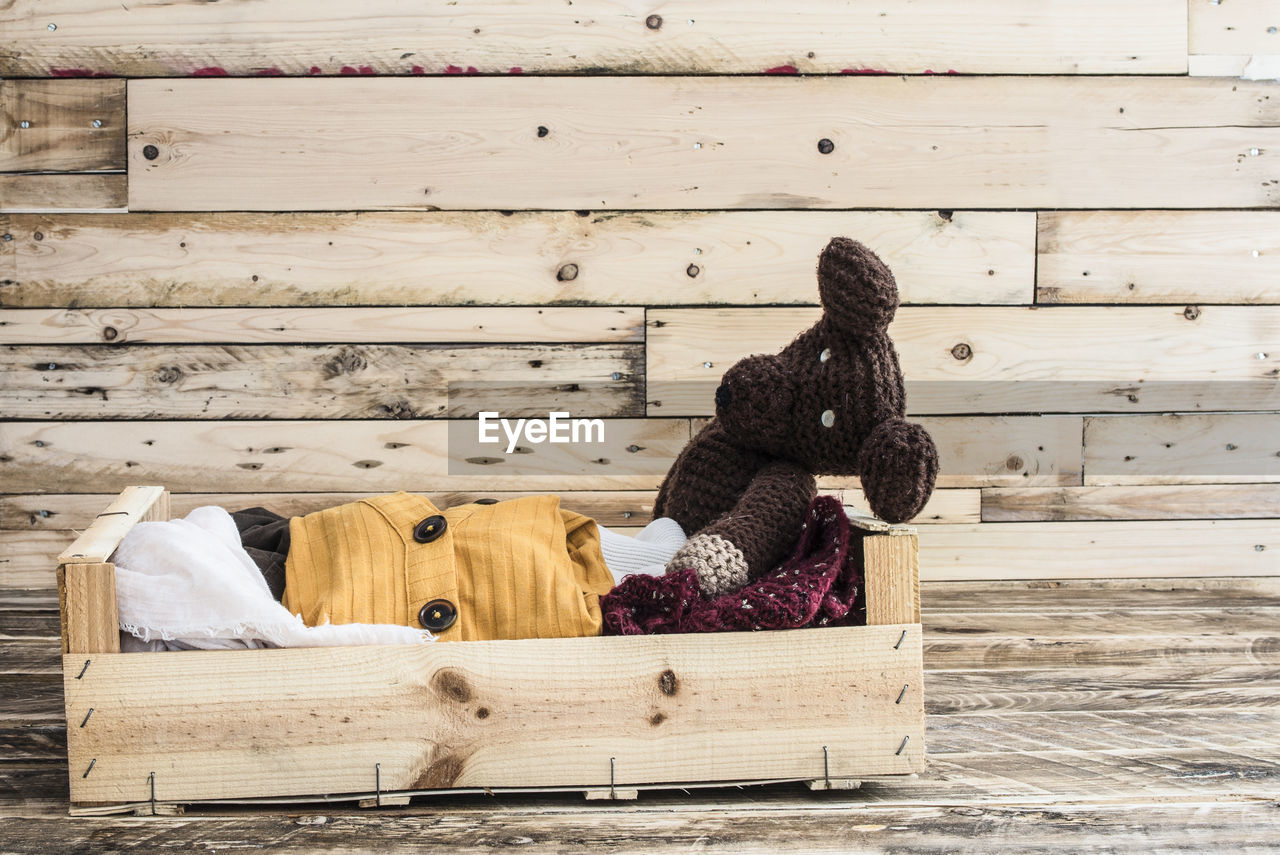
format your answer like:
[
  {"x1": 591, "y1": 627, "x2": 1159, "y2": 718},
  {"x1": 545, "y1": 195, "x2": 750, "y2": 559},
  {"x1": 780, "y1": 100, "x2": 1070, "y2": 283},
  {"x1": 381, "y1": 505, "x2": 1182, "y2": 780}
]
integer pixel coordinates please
[
  {"x1": 418, "y1": 599, "x2": 458, "y2": 632},
  {"x1": 473, "y1": 498, "x2": 499, "y2": 505},
  {"x1": 413, "y1": 515, "x2": 447, "y2": 543}
]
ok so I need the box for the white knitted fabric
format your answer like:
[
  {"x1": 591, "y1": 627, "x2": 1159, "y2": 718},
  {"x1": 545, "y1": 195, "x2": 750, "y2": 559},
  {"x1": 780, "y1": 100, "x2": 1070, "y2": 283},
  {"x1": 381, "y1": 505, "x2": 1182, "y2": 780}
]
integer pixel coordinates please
[
  {"x1": 596, "y1": 516, "x2": 687, "y2": 585},
  {"x1": 667, "y1": 533, "x2": 749, "y2": 597},
  {"x1": 113, "y1": 506, "x2": 433, "y2": 651}
]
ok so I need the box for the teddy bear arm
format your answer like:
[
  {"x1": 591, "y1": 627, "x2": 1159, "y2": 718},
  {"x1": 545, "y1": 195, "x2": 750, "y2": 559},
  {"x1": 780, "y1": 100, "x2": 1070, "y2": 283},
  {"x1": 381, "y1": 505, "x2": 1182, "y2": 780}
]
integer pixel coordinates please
[{"x1": 856, "y1": 418, "x2": 940, "y2": 523}]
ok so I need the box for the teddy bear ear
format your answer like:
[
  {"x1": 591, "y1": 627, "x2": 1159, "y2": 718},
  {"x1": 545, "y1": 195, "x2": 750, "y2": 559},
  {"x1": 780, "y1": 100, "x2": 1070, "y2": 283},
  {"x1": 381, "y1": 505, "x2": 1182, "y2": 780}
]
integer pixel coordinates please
[{"x1": 816, "y1": 237, "x2": 900, "y2": 336}]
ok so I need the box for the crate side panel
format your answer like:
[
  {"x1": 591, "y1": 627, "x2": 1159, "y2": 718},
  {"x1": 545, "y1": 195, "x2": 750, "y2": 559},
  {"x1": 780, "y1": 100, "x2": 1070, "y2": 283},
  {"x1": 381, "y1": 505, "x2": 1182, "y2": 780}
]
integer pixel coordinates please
[{"x1": 62, "y1": 625, "x2": 924, "y2": 803}]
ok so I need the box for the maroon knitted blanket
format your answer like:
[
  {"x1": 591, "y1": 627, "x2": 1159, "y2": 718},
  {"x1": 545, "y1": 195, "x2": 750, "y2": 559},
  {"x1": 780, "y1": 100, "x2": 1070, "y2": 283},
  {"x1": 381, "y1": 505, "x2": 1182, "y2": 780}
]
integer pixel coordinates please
[{"x1": 601, "y1": 495, "x2": 865, "y2": 635}]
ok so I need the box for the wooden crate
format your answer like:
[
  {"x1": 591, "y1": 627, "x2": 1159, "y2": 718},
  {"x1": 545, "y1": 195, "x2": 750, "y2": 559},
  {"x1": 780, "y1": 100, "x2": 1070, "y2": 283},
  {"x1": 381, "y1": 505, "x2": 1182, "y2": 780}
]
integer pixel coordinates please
[{"x1": 56, "y1": 486, "x2": 925, "y2": 815}]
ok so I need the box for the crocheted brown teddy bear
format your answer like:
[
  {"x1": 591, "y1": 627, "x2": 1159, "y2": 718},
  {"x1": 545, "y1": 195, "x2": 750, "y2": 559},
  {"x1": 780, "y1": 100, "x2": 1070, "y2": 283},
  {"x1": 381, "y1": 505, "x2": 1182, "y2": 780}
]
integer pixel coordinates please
[{"x1": 655, "y1": 237, "x2": 939, "y2": 595}]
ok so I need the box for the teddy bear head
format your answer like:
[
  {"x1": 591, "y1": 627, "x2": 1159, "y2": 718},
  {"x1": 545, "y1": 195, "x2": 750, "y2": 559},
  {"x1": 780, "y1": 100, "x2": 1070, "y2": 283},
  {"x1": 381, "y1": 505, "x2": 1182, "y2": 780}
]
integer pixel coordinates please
[{"x1": 711, "y1": 237, "x2": 938, "y2": 522}]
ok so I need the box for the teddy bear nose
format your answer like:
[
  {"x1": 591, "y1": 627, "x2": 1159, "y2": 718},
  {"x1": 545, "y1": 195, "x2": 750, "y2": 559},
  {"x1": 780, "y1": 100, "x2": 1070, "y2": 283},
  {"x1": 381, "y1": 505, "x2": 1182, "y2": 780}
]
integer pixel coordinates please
[{"x1": 714, "y1": 382, "x2": 733, "y2": 408}]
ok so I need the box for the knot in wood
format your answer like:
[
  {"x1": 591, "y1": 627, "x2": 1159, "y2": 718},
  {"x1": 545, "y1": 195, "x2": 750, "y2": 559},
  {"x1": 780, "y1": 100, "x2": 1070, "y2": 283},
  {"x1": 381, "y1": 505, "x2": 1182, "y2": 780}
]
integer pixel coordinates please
[
  {"x1": 645, "y1": 14, "x2": 663, "y2": 29},
  {"x1": 153, "y1": 366, "x2": 182, "y2": 384},
  {"x1": 950, "y1": 343, "x2": 972, "y2": 361},
  {"x1": 1183, "y1": 305, "x2": 1201, "y2": 321},
  {"x1": 557, "y1": 263, "x2": 579, "y2": 281},
  {"x1": 659, "y1": 669, "x2": 678, "y2": 696}
]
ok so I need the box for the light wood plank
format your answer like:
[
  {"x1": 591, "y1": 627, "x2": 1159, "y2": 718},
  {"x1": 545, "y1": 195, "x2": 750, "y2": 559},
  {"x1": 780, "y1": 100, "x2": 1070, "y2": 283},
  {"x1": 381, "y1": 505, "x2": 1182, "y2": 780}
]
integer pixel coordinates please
[
  {"x1": 0, "y1": 174, "x2": 126, "y2": 213},
  {"x1": 981, "y1": 484, "x2": 1280, "y2": 522},
  {"x1": 0, "y1": 488, "x2": 981, "y2": 530},
  {"x1": 1189, "y1": 53, "x2": 1280, "y2": 79},
  {"x1": 919, "y1": 520, "x2": 1279, "y2": 581},
  {"x1": 0, "y1": 344, "x2": 644, "y2": 419},
  {"x1": 0, "y1": 491, "x2": 662, "y2": 530},
  {"x1": 1084, "y1": 414, "x2": 1280, "y2": 485},
  {"x1": 1190, "y1": 0, "x2": 1280, "y2": 57},
  {"x1": 0, "y1": 532, "x2": 72, "y2": 590},
  {"x1": 56, "y1": 486, "x2": 165, "y2": 565},
  {"x1": 0, "y1": 307, "x2": 643, "y2": 343},
  {"x1": 647, "y1": 306, "x2": 1280, "y2": 415},
  {"x1": 865, "y1": 534, "x2": 920, "y2": 625},
  {"x1": 62, "y1": 625, "x2": 925, "y2": 803},
  {"x1": 0, "y1": 211, "x2": 1034, "y2": 307},
  {"x1": 0, "y1": 0, "x2": 1188, "y2": 77},
  {"x1": 3, "y1": 804, "x2": 1280, "y2": 851},
  {"x1": 55, "y1": 563, "x2": 118, "y2": 655},
  {"x1": 0, "y1": 420, "x2": 692, "y2": 493},
  {"x1": 0, "y1": 417, "x2": 1078, "y2": 493},
  {"x1": 0, "y1": 80, "x2": 125, "y2": 173},
  {"x1": 1037, "y1": 211, "x2": 1280, "y2": 304},
  {"x1": 126, "y1": 77, "x2": 1280, "y2": 211}
]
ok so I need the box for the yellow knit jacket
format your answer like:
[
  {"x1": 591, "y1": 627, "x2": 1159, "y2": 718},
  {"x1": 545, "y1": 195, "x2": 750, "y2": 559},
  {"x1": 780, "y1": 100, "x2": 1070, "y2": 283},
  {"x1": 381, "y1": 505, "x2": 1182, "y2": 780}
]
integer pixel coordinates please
[{"x1": 282, "y1": 492, "x2": 614, "y2": 642}]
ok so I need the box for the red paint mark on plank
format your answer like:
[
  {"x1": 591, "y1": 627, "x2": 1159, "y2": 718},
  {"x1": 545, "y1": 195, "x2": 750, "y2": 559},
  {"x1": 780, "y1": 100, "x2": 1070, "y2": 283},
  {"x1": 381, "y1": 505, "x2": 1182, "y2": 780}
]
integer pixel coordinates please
[
  {"x1": 411, "y1": 65, "x2": 426, "y2": 74},
  {"x1": 192, "y1": 66, "x2": 228, "y2": 76},
  {"x1": 509, "y1": 66, "x2": 524, "y2": 74},
  {"x1": 841, "y1": 67, "x2": 891, "y2": 75},
  {"x1": 445, "y1": 65, "x2": 481, "y2": 75},
  {"x1": 340, "y1": 65, "x2": 378, "y2": 75},
  {"x1": 309, "y1": 66, "x2": 323, "y2": 75},
  {"x1": 764, "y1": 65, "x2": 798, "y2": 74}
]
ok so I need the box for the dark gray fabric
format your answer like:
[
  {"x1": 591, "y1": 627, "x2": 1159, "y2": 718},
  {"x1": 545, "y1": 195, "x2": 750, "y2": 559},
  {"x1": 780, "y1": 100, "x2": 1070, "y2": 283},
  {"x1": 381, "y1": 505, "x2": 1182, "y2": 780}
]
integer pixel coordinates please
[{"x1": 230, "y1": 507, "x2": 291, "y2": 602}]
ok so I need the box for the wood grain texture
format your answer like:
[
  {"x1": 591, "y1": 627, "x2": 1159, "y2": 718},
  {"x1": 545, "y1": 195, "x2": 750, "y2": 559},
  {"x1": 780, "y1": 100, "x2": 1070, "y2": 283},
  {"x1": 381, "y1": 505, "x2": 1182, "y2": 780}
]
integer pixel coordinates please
[
  {"x1": 925, "y1": 665, "x2": 1280, "y2": 714},
  {"x1": 0, "y1": 420, "x2": 692, "y2": 493},
  {"x1": 55, "y1": 563, "x2": 118, "y2": 655},
  {"x1": 1189, "y1": 0, "x2": 1280, "y2": 56},
  {"x1": 0, "y1": 174, "x2": 125, "y2": 213},
  {"x1": 0, "y1": 0, "x2": 1188, "y2": 76},
  {"x1": 55, "y1": 486, "x2": 164, "y2": 565},
  {"x1": 921, "y1": 578, "x2": 1280, "y2": 611},
  {"x1": 0, "y1": 344, "x2": 645, "y2": 419},
  {"x1": 646, "y1": 306, "x2": 1280, "y2": 415},
  {"x1": 0, "y1": 80, "x2": 125, "y2": 173},
  {"x1": 1037, "y1": 211, "x2": 1280, "y2": 304},
  {"x1": 0, "y1": 417, "x2": 1078, "y2": 493},
  {"x1": 3, "y1": 803, "x2": 1280, "y2": 852},
  {"x1": 1084, "y1": 414, "x2": 1280, "y2": 485},
  {"x1": 0, "y1": 210, "x2": 1034, "y2": 308},
  {"x1": 62, "y1": 625, "x2": 925, "y2": 803},
  {"x1": 981, "y1": 484, "x2": 1280, "y2": 522},
  {"x1": 0, "y1": 532, "x2": 75, "y2": 590},
  {"x1": 125, "y1": 77, "x2": 1280, "y2": 211},
  {"x1": 865, "y1": 534, "x2": 920, "y2": 625},
  {"x1": 919, "y1": 520, "x2": 1279, "y2": 581},
  {"x1": 0, "y1": 307, "x2": 644, "y2": 343}
]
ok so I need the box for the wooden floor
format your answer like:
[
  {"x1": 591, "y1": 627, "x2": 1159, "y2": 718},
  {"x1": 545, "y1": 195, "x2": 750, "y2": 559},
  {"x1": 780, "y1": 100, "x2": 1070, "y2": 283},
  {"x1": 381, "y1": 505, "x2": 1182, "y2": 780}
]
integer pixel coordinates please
[{"x1": 1, "y1": 579, "x2": 1277, "y2": 853}]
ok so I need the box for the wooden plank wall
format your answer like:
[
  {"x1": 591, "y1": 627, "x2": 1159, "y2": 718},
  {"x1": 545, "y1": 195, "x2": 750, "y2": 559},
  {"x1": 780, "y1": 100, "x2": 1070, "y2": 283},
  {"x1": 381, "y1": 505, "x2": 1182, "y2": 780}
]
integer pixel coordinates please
[{"x1": 1, "y1": 0, "x2": 1278, "y2": 589}]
